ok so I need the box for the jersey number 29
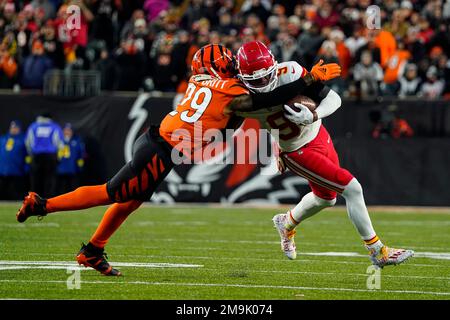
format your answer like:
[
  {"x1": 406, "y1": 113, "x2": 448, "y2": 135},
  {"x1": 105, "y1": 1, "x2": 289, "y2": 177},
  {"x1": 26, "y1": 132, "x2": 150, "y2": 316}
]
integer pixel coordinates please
[{"x1": 170, "y1": 83, "x2": 212, "y2": 123}]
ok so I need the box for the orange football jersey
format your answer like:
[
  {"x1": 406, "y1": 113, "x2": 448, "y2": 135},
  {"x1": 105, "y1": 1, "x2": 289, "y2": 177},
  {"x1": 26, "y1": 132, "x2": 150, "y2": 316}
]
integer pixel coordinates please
[{"x1": 160, "y1": 74, "x2": 249, "y2": 157}]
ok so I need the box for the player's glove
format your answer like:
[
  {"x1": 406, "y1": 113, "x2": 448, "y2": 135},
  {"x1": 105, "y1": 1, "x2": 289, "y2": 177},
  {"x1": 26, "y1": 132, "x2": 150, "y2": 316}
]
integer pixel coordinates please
[
  {"x1": 284, "y1": 103, "x2": 315, "y2": 125},
  {"x1": 309, "y1": 59, "x2": 341, "y2": 81}
]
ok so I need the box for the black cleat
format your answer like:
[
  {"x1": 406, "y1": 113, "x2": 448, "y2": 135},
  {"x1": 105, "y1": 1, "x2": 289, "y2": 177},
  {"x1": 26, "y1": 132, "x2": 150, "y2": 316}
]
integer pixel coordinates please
[
  {"x1": 76, "y1": 243, "x2": 122, "y2": 276},
  {"x1": 16, "y1": 192, "x2": 47, "y2": 223}
]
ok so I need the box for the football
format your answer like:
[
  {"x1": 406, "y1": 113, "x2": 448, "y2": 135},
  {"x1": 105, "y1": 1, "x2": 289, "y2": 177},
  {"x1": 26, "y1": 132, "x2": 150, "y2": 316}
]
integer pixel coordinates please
[{"x1": 286, "y1": 95, "x2": 318, "y2": 111}]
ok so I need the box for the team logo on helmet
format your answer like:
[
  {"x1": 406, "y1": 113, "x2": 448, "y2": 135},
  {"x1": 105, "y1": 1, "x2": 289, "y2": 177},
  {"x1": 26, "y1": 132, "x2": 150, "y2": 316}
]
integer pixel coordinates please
[{"x1": 192, "y1": 44, "x2": 236, "y2": 79}]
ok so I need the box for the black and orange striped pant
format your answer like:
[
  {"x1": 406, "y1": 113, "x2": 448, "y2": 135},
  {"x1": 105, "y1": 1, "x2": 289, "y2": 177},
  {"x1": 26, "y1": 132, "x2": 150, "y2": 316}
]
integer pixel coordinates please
[{"x1": 107, "y1": 128, "x2": 174, "y2": 202}]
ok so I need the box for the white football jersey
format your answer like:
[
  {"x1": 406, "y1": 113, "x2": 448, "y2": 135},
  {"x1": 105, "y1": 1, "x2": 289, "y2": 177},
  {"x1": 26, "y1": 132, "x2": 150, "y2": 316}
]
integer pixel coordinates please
[{"x1": 237, "y1": 61, "x2": 321, "y2": 152}]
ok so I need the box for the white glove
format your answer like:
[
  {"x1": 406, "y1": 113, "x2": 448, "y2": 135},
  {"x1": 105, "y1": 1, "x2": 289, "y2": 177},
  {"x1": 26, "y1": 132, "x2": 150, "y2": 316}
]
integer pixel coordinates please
[{"x1": 283, "y1": 103, "x2": 315, "y2": 125}]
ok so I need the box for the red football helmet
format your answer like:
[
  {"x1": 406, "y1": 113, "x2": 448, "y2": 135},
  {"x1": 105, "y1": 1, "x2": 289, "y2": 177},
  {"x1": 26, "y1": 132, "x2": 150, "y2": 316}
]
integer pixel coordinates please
[
  {"x1": 191, "y1": 44, "x2": 236, "y2": 79},
  {"x1": 236, "y1": 41, "x2": 278, "y2": 92}
]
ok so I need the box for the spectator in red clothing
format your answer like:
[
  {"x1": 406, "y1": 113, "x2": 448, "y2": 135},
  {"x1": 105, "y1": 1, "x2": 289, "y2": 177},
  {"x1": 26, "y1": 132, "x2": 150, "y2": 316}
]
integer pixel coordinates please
[
  {"x1": 371, "y1": 106, "x2": 414, "y2": 139},
  {"x1": 391, "y1": 117, "x2": 414, "y2": 138},
  {"x1": 23, "y1": 4, "x2": 39, "y2": 33},
  {"x1": 54, "y1": 2, "x2": 93, "y2": 69},
  {"x1": 416, "y1": 17, "x2": 434, "y2": 44},
  {"x1": 314, "y1": 2, "x2": 339, "y2": 28},
  {"x1": 0, "y1": 0, "x2": 449, "y2": 95}
]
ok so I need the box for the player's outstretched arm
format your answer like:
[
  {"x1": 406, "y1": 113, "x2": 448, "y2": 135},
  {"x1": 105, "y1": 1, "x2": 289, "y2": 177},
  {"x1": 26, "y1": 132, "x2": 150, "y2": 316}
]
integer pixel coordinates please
[
  {"x1": 226, "y1": 74, "x2": 313, "y2": 113},
  {"x1": 226, "y1": 61, "x2": 341, "y2": 114}
]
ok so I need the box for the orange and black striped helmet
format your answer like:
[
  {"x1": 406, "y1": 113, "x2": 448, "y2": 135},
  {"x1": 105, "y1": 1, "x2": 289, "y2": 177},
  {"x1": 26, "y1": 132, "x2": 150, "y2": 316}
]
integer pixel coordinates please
[{"x1": 191, "y1": 44, "x2": 236, "y2": 79}]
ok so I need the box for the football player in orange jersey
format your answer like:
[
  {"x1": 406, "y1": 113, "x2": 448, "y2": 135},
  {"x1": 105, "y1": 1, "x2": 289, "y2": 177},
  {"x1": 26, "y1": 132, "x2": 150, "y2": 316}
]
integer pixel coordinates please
[{"x1": 16, "y1": 44, "x2": 341, "y2": 276}]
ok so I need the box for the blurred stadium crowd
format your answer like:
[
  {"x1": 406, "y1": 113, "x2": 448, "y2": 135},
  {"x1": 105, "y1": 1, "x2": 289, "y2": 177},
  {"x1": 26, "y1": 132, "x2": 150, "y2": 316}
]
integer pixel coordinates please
[{"x1": 0, "y1": 0, "x2": 450, "y2": 97}]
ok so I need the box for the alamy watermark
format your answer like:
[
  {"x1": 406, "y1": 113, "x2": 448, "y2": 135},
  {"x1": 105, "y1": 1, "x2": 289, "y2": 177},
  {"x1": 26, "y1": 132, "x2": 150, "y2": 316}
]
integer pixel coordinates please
[
  {"x1": 66, "y1": 267, "x2": 81, "y2": 290},
  {"x1": 366, "y1": 5, "x2": 381, "y2": 30},
  {"x1": 366, "y1": 265, "x2": 381, "y2": 290},
  {"x1": 66, "y1": 5, "x2": 81, "y2": 31},
  {"x1": 169, "y1": 124, "x2": 281, "y2": 171}
]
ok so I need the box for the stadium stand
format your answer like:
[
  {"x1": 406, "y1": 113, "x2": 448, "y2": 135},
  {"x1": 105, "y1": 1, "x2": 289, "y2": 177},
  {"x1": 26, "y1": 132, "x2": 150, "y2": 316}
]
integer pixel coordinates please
[{"x1": 0, "y1": 0, "x2": 448, "y2": 98}]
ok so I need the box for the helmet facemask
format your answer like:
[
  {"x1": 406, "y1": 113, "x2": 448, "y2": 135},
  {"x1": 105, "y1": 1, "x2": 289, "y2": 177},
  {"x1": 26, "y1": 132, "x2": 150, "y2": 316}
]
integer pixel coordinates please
[{"x1": 238, "y1": 62, "x2": 278, "y2": 93}]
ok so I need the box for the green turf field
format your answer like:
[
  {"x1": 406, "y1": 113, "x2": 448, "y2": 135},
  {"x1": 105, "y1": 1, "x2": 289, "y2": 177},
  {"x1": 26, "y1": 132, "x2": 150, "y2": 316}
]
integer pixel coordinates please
[{"x1": 0, "y1": 203, "x2": 449, "y2": 300}]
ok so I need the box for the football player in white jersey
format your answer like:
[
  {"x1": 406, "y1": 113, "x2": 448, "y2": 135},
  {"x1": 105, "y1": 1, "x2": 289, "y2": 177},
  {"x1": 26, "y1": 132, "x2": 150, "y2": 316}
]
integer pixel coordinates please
[{"x1": 235, "y1": 41, "x2": 413, "y2": 268}]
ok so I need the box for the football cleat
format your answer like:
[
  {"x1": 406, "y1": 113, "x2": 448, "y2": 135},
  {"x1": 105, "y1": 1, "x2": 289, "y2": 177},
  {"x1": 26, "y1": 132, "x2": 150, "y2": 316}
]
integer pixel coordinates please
[
  {"x1": 76, "y1": 243, "x2": 122, "y2": 276},
  {"x1": 272, "y1": 213, "x2": 297, "y2": 260},
  {"x1": 368, "y1": 245, "x2": 414, "y2": 268},
  {"x1": 16, "y1": 192, "x2": 47, "y2": 223}
]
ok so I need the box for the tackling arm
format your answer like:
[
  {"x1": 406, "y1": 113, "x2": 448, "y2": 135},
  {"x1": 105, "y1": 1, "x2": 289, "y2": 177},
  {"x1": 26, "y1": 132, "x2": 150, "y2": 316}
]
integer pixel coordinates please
[
  {"x1": 227, "y1": 73, "x2": 315, "y2": 114},
  {"x1": 225, "y1": 60, "x2": 341, "y2": 114}
]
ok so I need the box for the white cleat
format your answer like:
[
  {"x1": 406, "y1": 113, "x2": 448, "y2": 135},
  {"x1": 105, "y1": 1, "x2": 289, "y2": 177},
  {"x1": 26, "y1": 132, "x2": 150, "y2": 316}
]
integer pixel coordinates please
[
  {"x1": 368, "y1": 245, "x2": 414, "y2": 268},
  {"x1": 272, "y1": 213, "x2": 297, "y2": 260}
]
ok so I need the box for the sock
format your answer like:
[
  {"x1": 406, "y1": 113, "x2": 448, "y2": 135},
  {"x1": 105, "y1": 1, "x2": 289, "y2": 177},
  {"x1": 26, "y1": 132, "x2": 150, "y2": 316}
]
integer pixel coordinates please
[
  {"x1": 285, "y1": 210, "x2": 299, "y2": 230},
  {"x1": 364, "y1": 235, "x2": 384, "y2": 253},
  {"x1": 341, "y1": 178, "x2": 379, "y2": 244},
  {"x1": 89, "y1": 200, "x2": 142, "y2": 248},
  {"x1": 46, "y1": 184, "x2": 112, "y2": 213},
  {"x1": 86, "y1": 242, "x2": 104, "y2": 254},
  {"x1": 285, "y1": 192, "x2": 336, "y2": 230}
]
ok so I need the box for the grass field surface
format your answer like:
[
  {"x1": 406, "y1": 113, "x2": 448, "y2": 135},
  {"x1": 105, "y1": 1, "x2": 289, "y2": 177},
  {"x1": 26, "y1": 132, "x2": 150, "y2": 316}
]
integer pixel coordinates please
[{"x1": 0, "y1": 203, "x2": 449, "y2": 300}]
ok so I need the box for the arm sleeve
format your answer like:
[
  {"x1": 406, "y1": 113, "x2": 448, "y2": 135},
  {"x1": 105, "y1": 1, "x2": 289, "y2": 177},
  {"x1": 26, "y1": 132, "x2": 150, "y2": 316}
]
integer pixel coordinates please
[
  {"x1": 315, "y1": 89, "x2": 342, "y2": 120},
  {"x1": 250, "y1": 76, "x2": 312, "y2": 110},
  {"x1": 302, "y1": 81, "x2": 331, "y2": 103}
]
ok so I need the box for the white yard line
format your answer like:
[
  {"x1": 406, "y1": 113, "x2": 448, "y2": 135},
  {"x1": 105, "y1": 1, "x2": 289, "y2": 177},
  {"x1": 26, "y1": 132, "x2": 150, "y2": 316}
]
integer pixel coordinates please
[
  {"x1": 0, "y1": 223, "x2": 60, "y2": 228},
  {"x1": 0, "y1": 266, "x2": 88, "y2": 271},
  {"x1": 208, "y1": 269, "x2": 450, "y2": 281},
  {"x1": 119, "y1": 254, "x2": 442, "y2": 267},
  {"x1": 0, "y1": 256, "x2": 448, "y2": 282},
  {"x1": 2, "y1": 201, "x2": 450, "y2": 213},
  {"x1": 0, "y1": 279, "x2": 449, "y2": 297},
  {"x1": 1, "y1": 265, "x2": 447, "y2": 281},
  {"x1": 0, "y1": 260, "x2": 203, "y2": 269},
  {"x1": 0, "y1": 254, "x2": 442, "y2": 268},
  {"x1": 135, "y1": 221, "x2": 209, "y2": 226}
]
